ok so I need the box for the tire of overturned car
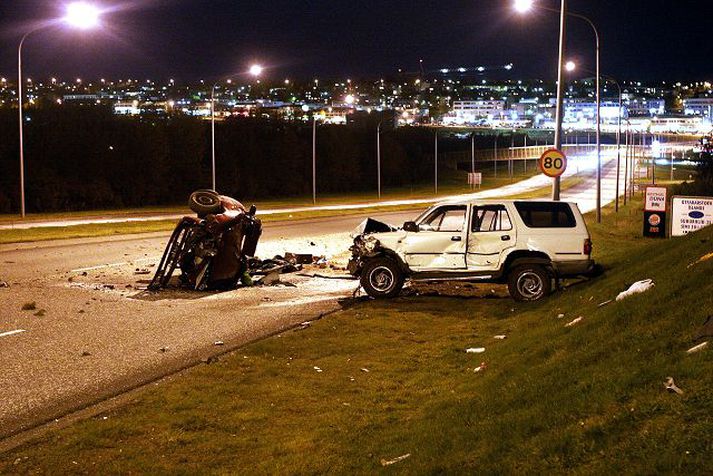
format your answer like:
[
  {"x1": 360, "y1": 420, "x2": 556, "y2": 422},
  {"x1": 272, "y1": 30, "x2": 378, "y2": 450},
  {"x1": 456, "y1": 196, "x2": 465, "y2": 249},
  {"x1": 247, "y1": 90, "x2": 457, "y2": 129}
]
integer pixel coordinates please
[
  {"x1": 189, "y1": 189, "x2": 223, "y2": 217},
  {"x1": 360, "y1": 257, "x2": 405, "y2": 299}
]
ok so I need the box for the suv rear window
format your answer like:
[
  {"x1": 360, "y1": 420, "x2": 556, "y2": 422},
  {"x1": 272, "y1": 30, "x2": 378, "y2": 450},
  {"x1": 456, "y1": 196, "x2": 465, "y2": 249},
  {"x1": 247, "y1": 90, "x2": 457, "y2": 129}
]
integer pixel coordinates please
[{"x1": 514, "y1": 202, "x2": 577, "y2": 228}]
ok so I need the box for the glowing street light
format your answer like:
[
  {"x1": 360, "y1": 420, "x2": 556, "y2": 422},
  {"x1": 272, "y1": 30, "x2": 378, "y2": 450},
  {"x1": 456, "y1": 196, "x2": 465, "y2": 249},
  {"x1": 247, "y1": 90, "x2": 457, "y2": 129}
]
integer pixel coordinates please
[
  {"x1": 249, "y1": 64, "x2": 263, "y2": 77},
  {"x1": 17, "y1": 2, "x2": 104, "y2": 218},
  {"x1": 565, "y1": 60, "x2": 576, "y2": 72},
  {"x1": 64, "y1": 2, "x2": 101, "y2": 30},
  {"x1": 514, "y1": 0, "x2": 534, "y2": 13},
  {"x1": 344, "y1": 94, "x2": 355, "y2": 105}
]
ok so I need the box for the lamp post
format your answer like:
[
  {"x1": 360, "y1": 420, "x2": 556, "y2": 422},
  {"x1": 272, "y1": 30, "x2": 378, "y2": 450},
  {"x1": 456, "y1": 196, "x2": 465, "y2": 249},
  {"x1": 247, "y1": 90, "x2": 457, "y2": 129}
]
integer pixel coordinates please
[
  {"x1": 515, "y1": 0, "x2": 602, "y2": 217},
  {"x1": 377, "y1": 122, "x2": 382, "y2": 199},
  {"x1": 210, "y1": 65, "x2": 262, "y2": 191},
  {"x1": 17, "y1": 2, "x2": 102, "y2": 218}
]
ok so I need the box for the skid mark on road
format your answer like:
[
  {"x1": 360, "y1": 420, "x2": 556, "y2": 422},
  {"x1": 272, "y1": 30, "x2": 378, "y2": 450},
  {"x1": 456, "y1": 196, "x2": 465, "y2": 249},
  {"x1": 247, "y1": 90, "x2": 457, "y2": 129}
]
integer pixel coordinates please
[{"x1": 70, "y1": 257, "x2": 158, "y2": 273}]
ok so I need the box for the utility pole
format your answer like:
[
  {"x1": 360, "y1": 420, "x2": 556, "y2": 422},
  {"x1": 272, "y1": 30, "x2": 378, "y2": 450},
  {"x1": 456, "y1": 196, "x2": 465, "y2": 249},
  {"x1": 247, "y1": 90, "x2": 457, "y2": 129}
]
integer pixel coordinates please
[
  {"x1": 377, "y1": 123, "x2": 382, "y2": 199},
  {"x1": 434, "y1": 131, "x2": 438, "y2": 195},
  {"x1": 494, "y1": 134, "x2": 498, "y2": 178},
  {"x1": 312, "y1": 117, "x2": 317, "y2": 205},
  {"x1": 552, "y1": 0, "x2": 567, "y2": 201}
]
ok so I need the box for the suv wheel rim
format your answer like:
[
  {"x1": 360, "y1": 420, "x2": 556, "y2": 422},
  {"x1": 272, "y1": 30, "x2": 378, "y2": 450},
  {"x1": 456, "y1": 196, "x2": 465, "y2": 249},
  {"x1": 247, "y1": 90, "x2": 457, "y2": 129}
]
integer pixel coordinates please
[
  {"x1": 369, "y1": 266, "x2": 394, "y2": 293},
  {"x1": 517, "y1": 271, "x2": 543, "y2": 299}
]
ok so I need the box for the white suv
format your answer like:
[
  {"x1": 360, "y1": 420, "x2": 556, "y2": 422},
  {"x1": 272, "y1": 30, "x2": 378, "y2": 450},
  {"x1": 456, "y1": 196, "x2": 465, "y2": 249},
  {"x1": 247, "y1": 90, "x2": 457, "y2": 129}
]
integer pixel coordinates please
[{"x1": 348, "y1": 200, "x2": 595, "y2": 301}]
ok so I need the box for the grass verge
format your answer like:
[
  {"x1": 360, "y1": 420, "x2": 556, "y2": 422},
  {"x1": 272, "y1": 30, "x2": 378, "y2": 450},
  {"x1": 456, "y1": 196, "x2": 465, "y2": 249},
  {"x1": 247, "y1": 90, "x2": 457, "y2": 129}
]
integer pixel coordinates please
[{"x1": 1, "y1": 195, "x2": 711, "y2": 473}]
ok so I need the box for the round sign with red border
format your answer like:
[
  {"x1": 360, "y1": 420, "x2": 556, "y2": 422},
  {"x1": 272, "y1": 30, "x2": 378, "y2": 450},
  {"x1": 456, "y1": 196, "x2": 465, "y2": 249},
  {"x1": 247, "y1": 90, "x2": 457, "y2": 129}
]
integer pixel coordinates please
[{"x1": 538, "y1": 148, "x2": 567, "y2": 178}]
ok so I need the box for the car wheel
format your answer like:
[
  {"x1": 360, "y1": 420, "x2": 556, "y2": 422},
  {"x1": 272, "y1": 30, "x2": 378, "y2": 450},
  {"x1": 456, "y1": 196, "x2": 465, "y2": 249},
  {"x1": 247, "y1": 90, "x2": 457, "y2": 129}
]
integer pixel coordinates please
[
  {"x1": 507, "y1": 265, "x2": 552, "y2": 302},
  {"x1": 189, "y1": 189, "x2": 223, "y2": 217},
  {"x1": 360, "y1": 257, "x2": 405, "y2": 299}
]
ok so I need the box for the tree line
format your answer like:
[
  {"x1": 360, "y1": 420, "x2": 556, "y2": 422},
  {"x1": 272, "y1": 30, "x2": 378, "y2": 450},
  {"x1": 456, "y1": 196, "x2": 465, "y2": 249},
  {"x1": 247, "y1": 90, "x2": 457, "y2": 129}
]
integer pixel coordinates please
[{"x1": 0, "y1": 105, "x2": 511, "y2": 213}]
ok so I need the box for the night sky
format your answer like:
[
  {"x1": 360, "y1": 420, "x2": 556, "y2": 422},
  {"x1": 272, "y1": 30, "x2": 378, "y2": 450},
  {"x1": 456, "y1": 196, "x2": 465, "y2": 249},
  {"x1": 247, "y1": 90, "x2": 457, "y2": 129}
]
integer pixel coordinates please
[{"x1": 0, "y1": 0, "x2": 710, "y2": 82}]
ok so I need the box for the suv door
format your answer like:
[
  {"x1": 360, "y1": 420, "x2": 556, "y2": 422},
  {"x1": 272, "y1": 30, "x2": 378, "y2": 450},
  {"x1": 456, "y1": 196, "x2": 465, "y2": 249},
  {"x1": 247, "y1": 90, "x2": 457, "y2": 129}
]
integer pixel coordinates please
[
  {"x1": 402, "y1": 204, "x2": 468, "y2": 271},
  {"x1": 467, "y1": 204, "x2": 517, "y2": 270}
]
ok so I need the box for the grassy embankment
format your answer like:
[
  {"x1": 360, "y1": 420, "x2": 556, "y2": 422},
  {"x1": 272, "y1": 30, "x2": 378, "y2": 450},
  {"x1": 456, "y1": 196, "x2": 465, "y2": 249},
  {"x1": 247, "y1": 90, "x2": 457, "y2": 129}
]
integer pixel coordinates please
[
  {"x1": 1, "y1": 192, "x2": 711, "y2": 473},
  {"x1": 0, "y1": 164, "x2": 562, "y2": 244}
]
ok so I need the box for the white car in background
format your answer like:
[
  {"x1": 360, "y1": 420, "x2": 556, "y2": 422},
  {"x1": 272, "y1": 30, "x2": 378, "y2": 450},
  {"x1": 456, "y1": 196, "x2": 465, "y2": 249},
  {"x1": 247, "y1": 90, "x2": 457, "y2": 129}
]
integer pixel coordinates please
[{"x1": 348, "y1": 200, "x2": 595, "y2": 301}]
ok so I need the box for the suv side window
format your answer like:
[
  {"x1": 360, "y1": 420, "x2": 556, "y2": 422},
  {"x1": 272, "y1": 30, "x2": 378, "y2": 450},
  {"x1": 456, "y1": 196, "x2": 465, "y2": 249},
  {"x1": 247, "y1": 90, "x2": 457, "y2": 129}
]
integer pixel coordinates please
[
  {"x1": 420, "y1": 205, "x2": 467, "y2": 232},
  {"x1": 472, "y1": 206, "x2": 513, "y2": 232},
  {"x1": 514, "y1": 202, "x2": 577, "y2": 228}
]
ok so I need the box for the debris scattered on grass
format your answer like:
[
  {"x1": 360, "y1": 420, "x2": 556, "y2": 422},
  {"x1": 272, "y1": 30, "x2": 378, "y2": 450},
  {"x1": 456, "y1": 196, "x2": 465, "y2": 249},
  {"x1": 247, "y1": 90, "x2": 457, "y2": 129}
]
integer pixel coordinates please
[
  {"x1": 597, "y1": 299, "x2": 613, "y2": 308},
  {"x1": 664, "y1": 377, "x2": 684, "y2": 395},
  {"x1": 21, "y1": 302, "x2": 37, "y2": 311},
  {"x1": 616, "y1": 279, "x2": 655, "y2": 301},
  {"x1": 565, "y1": 316, "x2": 584, "y2": 327},
  {"x1": 159, "y1": 347, "x2": 170, "y2": 353},
  {"x1": 557, "y1": 313, "x2": 565, "y2": 319},
  {"x1": 493, "y1": 335, "x2": 507, "y2": 340},
  {"x1": 360, "y1": 368, "x2": 370, "y2": 373},
  {"x1": 466, "y1": 347, "x2": 486, "y2": 353},
  {"x1": 102, "y1": 284, "x2": 115, "y2": 290},
  {"x1": 33, "y1": 309, "x2": 46, "y2": 317},
  {"x1": 686, "y1": 342, "x2": 708, "y2": 354},
  {"x1": 201, "y1": 356, "x2": 219, "y2": 364},
  {"x1": 0, "y1": 280, "x2": 9, "y2": 288},
  {"x1": 687, "y1": 252, "x2": 713, "y2": 268},
  {"x1": 81, "y1": 351, "x2": 91, "y2": 357},
  {"x1": 380, "y1": 453, "x2": 411, "y2": 466},
  {"x1": 214, "y1": 341, "x2": 224, "y2": 346},
  {"x1": 296, "y1": 321, "x2": 311, "y2": 330},
  {"x1": 134, "y1": 268, "x2": 151, "y2": 275},
  {"x1": 474, "y1": 362, "x2": 487, "y2": 373},
  {"x1": 313, "y1": 366, "x2": 323, "y2": 373}
]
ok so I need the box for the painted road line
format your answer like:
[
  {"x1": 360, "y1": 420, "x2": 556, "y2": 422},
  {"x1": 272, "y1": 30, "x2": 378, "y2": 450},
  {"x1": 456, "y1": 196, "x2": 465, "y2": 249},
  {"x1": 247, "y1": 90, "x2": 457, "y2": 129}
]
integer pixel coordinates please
[
  {"x1": 71, "y1": 257, "x2": 157, "y2": 273},
  {"x1": 0, "y1": 329, "x2": 27, "y2": 338}
]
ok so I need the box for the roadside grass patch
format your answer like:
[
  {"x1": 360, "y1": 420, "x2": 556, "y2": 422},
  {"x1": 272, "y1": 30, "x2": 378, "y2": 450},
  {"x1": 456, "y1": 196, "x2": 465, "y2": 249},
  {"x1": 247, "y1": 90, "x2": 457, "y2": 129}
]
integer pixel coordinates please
[{"x1": 1, "y1": 197, "x2": 711, "y2": 473}]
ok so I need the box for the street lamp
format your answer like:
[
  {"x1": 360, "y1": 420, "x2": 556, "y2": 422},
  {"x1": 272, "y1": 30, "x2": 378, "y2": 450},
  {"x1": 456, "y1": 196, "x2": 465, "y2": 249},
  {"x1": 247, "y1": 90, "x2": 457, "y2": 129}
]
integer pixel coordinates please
[
  {"x1": 211, "y1": 65, "x2": 262, "y2": 191},
  {"x1": 515, "y1": 1, "x2": 602, "y2": 220},
  {"x1": 515, "y1": 0, "x2": 567, "y2": 201},
  {"x1": 17, "y1": 2, "x2": 103, "y2": 218}
]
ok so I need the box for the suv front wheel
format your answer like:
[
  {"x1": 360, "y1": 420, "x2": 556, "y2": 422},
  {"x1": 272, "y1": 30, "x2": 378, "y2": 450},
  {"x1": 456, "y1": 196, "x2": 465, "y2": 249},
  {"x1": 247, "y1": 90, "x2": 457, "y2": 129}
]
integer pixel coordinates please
[
  {"x1": 508, "y1": 265, "x2": 552, "y2": 301},
  {"x1": 360, "y1": 257, "x2": 405, "y2": 299}
]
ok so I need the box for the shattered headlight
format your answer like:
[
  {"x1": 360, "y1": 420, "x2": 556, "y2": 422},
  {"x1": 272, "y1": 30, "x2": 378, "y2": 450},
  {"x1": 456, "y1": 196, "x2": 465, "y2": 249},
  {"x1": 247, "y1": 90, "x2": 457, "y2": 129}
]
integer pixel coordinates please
[{"x1": 363, "y1": 236, "x2": 379, "y2": 253}]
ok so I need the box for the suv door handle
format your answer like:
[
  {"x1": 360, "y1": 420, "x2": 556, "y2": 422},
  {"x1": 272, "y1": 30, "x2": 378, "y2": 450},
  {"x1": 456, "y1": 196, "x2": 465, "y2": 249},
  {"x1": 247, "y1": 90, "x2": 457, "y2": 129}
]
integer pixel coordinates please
[
  {"x1": 501, "y1": 235, "x2": 511, "y2": 241},
  {"x1": 451, "y1": 236, "x2": 462, "y2": 242}
]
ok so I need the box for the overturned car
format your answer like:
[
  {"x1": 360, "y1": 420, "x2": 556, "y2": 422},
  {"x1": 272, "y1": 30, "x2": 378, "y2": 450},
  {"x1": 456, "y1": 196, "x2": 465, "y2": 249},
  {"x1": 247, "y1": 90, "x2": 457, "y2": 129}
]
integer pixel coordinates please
[
  {"x1": 349, "y1": 199, "x2": 596, "y2": 301},
  {"x1": 149, "y1": 190, "x2": 262, "y2": 291}
]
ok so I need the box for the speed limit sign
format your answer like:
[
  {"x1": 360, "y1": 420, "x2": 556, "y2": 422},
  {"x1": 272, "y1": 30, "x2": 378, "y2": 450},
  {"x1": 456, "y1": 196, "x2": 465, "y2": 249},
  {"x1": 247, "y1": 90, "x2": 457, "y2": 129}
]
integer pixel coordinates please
[{"x1": 538, "y1": 148, "x2": 567, "y2": 178}]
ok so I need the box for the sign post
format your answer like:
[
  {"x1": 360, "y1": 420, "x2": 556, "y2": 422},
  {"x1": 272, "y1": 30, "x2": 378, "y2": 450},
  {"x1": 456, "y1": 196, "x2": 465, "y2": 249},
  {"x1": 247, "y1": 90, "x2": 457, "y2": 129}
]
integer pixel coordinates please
[
  {"x1": 467, "y1": 172, "x2": 482, "y2": 190},
  {"x1": 671, "y1": 196, "x2": 713, "y2": 237},
  {"x1": 643, "y1": 186, "x2": 667, "y2": 238},
  {"x1": 538, "y1": 148, "x2": 567, "y2": 179}
]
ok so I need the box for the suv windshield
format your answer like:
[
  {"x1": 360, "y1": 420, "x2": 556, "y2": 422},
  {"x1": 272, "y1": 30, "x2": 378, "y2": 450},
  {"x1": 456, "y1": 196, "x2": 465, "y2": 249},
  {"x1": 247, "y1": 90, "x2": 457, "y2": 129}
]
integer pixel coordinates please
[{"x1": 419, "y1": 205, "x2": 467, "y2": 232}]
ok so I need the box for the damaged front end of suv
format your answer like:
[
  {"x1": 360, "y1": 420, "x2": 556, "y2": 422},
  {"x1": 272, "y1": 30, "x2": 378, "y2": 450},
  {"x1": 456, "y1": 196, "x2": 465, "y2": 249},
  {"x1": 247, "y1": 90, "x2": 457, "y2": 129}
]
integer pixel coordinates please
[{"x1": 348, "y1": 218, "x2": 409, "y2": 298}]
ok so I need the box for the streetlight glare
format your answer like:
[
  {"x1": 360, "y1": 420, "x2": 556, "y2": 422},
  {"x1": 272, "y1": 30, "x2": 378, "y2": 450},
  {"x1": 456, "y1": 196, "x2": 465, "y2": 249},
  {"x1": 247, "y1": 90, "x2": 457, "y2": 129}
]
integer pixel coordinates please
[
  {"x1": 344, "y1": 94, "x2": 355, "y2": 105},
  {"x1": 514, "y1": 0, "x2": 534, "y2": 13},
  {"x1": 565, "y1": 61, "x2": 576, "y2": 72},
  {"x1": 64, "y1": 2, "x2": 101, "y2": 30},
  {"x1": 249, "y1": 64, "x2": 263, "y2": 77}
]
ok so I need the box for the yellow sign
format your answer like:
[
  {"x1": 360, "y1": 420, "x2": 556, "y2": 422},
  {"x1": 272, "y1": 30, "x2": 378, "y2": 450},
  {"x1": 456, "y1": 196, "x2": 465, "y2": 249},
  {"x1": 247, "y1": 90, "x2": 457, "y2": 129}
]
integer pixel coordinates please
[{"x1": 538, "y1": 148, "x2": 567, "y2": 178}]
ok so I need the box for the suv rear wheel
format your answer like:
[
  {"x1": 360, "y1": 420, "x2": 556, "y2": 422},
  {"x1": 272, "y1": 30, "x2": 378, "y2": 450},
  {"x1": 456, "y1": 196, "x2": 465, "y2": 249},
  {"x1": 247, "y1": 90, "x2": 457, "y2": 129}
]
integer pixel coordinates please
[
  {"x1": 508, "y1": 265, "x2": 552, "y2": 301},
  {"x1": 360, "y1": 257, "x2": 405, "y2": 299}
]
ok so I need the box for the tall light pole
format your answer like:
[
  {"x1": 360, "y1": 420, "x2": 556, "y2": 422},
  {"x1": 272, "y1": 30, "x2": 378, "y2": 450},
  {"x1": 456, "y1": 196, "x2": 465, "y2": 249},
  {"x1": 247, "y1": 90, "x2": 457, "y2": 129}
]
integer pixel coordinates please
[
  {"x1": 17, "y1": 2, "x2": 102, "y2": 218},
  {"x1": 515, "y1": 0, "x2": 603, "y2": 212},
  {"x1": 434, "y1": 131, "x2": 438, "y2": 195},
  {"x1": 377, "y1": 122, "x2": 382, "y2": 199},
  {"x1": 210, "y1": 65, "x2": 262, "y2": 191},
  {"x1": 312, "y1": 116, "x2": 317, "y2": 205}
]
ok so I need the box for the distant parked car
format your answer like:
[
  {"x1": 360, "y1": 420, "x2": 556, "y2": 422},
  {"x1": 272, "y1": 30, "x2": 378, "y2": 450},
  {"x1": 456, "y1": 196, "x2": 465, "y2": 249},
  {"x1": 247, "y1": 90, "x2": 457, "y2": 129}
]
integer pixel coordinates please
[{"x1": 348, "y1": 200, "x2": 595, "y2": 301}]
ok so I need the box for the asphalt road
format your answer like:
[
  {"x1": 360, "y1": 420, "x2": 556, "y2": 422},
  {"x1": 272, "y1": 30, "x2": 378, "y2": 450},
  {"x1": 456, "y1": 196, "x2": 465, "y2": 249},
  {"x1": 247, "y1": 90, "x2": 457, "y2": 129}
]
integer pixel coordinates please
[
  {"x1": 0, "y1": 158, "x2": 621, "y2": 441},
  {"x1": 0, "y1": 210, "x2": 417, "y2": 440}
]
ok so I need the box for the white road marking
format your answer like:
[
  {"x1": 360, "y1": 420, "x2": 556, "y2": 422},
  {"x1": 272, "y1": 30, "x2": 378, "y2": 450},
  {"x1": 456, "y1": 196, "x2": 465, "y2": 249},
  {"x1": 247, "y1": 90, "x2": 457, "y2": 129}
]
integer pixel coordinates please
[
  {"x1": 0, "y1": 329, "x2": 26, "y2": 338},
  {"x1": 71, "y1": 257, "x2": 157, "y2": 273}
]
